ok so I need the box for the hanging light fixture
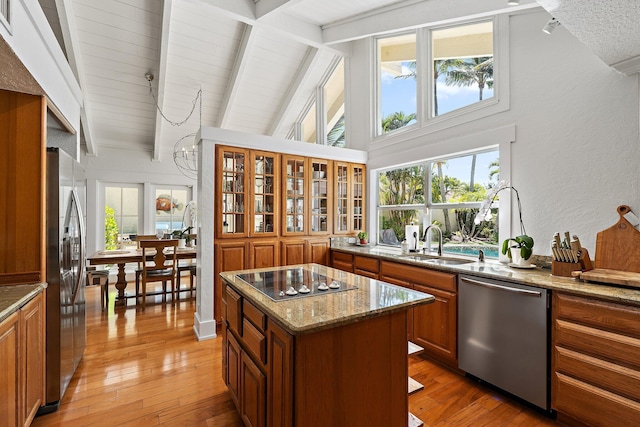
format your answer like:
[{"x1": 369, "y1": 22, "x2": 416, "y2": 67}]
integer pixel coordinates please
[
  {"x1": 507, "y1": 0, "x2": 520, "y2": 5},
  {"x1": 145, "y1": 73, "x2": 202, "y2": 179}
]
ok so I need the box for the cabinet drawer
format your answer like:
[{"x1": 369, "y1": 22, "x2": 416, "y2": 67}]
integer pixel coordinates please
[
  {"x1": 332, "y1": 251, "x2": 353, "y2": 264},
  {"x1": 243, "y1": 318, "x2": 267, "y2": 365},
  {"x1": 554, "y1": 318, "x2": 640, "y2": 371},
  {"x1": 555, "y1": 345, "x2": 640, "y2": 402},
  {"x1": 226, "y1": 286, "x2": 243, "y2": 336},
  {"x1": 554, "y1": 372, "x2": 640, "y2": 426},
  {"x1": 380, "y1": 261, "x2": 456, "y2": 291},
  {"x1": 554, "y1": 293, "x2": 640, "y2": 338},
  {"x1": 354, "y1": 255, "x2": 379, "y2": 273},
  {"x1": 244, "y1": 300, "x2": 266, "y2": 332}
]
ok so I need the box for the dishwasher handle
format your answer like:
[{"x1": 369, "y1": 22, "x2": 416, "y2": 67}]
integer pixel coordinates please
[{"x1": 460, "y1": 277, "x2": 542, "y2": 297}]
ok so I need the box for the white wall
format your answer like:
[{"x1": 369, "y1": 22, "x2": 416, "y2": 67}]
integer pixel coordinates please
[
  {"x1": 80, "y1": 146, "x2": 196, "y2": 254},
  {"x1": 349, "y1": 9, "x2": 639, "y2": 257}
]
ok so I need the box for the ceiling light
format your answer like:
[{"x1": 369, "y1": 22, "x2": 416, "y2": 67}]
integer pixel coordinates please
[
  {"x1": 507, "y1": 0, "x2": 519, "y2": 5},
  {"x1": 542, "y1": 18, "x2": 561, "y2": 34}
]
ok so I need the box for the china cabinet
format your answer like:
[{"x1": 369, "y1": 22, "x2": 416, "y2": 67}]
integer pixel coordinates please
[
  {"x1": 333, "y1": 162, "x2": 366, "y2": 235},
  {"x1": 281, "y1": 155, "x2": 307, "y2": 236},
  {"x1": 309, "y1": 159, "x2": 332, "y2": 235},
  {"x1": 216, "y1": 146, "x2": 249, "y2": 238},
  {"x1": 249, "y1": 151, "x2": 279, "y2": 237}
]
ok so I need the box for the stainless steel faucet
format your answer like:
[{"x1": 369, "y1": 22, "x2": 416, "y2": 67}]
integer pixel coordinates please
[
  {"x1": 422, "y1": 225, "x2": 443, "y2": 256},
  {"x1": 478, "y1": 249, "x2": 485, "y2": 262}
]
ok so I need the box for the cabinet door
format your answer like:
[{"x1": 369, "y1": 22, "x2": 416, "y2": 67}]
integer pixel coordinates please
[
  {"x1": 21, "y1": 293, "x2": 45, "y2": 426},
  {"x1": 240, "y1": 351, "x2": 266, "y2": 427},
  {"x1": 250, "y1": 151, "x2": 279, "y2": 237},
  {"x1": 379, "y1": 275, "x2": 414, "y2": 341},
  {"x1": 333, "y1": 162, "x2": 350, "y2": 235},
  {"x1": 282, "y1": 155, "x2": 307, "y2": 236},
  {"x1": 351, "y1": 164, "x2": 366, "y2": 233},
  {"x1": 227, "y1": 333, "x2": 241, "y2": 411},
  {"x1": 307, "y1": 239, "x2": 330, "y2": 265},
  {"x1": 280, "y1": 240, "x2": 306, "y2": 266},
  {"x1": 215, "y1": 242, "x2": 248, "y2": 323},
  {"x1": 309, "y1": 159, "x2": 332, "y2": 235},
  {"x1": 216, "y1": 146, "x2": 249, "y2": 238},
  {"x1": 268, "y1": 320, "x2": 293, "y2": 427},
  {"x1": 0, "y1": 311, "x2": 20, "y2": 427},
  {"x1": 249, "y1": 240, "x2": 279, "y2": 269},
  {"x1": 412, "y1": 284, "x2": 457, "y2": 367}
]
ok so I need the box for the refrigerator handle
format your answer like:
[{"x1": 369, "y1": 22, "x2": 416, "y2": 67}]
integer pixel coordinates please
[{"x1": 70, "y1": 190, "x2": 86, "y2": 304}]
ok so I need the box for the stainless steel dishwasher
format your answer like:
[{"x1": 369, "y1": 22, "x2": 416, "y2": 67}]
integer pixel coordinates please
[{"x1": 458, "y1": 275, "x2": 550, "y2": 411}]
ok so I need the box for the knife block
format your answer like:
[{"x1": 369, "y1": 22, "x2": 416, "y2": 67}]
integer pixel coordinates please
[{"x1": 552, "y1": 248, "x2": 593, "y2": 277}]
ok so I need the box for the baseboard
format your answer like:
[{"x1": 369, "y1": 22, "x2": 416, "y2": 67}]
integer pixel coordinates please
[{"x1": 193, "y1": 311, "x2": 217, "y2": 341}]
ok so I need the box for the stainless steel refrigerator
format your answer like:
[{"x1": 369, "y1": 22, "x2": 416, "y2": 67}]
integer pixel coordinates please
[{"x1": 39, "y1": 147, "x2": 87, "y2": 413}]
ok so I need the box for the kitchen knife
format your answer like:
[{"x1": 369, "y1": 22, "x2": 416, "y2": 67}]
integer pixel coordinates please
[
  {"x1": 563, "y1": 232, "x2": 576, "y2": 262},
  {"x1": 554, "y1": 233, "x2": 564, "y2": 261}
]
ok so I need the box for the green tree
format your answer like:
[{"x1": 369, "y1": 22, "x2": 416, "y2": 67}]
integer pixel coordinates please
[
  {"x1": 445, "y1": 56, "x2": 494, "y2": 101},
  {"x1": 327, "y1": 115, "x2": 345, "y2": 147},
  {"x1": 381, "y1": 111, "x2": 416, "y2": 133},
  {"x1": 105, "y1": 206, "x2": 119, "y2": 250},
  {"x1": 379, "y1": 165, "x2": 424, "y2": 240}
]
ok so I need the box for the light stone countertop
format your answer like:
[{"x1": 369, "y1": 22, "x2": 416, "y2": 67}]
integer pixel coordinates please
[
  {"x1": 0, "y1": 283, "x2": 47, "y2": 322},
  {"x1": 331, "y1": 244, "x2": 640, "y2": 306},
  {"x1": 220, "y1": 263, "x2": 435, "y2": 335}
]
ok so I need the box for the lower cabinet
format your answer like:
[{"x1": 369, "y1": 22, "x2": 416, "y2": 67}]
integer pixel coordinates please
[
  {"x1": 0, "y1": 289, "x2": 45, "y2": 427},
  {"x1": 380, "y1": 260, "x2": 458, "y2": 368},
  {"x1": 240, "y1": 350, "x2": 266, "y2": 427},
  {"x1": 552, "y1": 292, "x2": 640, "y2": 426}
]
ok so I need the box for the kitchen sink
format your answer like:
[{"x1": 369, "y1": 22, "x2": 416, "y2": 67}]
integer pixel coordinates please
[{"x1": 398, "y1": 253, "x2": 475, "y2": 265}]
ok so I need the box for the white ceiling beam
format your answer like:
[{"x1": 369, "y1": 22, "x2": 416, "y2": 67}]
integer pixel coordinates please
[
  {"x1": 217, "y1": 24, "x2": 257, "y2": 129},
  {"x1": 322, "y1": 0, "x2": 540, "y2": 44},
  {"x1": 267, "y1": 47, "x2": 321, "y2": 136},
  {"x1": 55, "y1": 0, "x2": 97, "y2": 156},
  {"x1": 152, "y1": 0, "x2": 175, "y2": 162},
  {"x1": 255, "y1": 0, "x2": 303, "y2": 19}
]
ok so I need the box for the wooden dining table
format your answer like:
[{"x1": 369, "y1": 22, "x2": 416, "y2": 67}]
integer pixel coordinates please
[{"x1": 87, "y1": 247, "x2": 197, "y2": 305}]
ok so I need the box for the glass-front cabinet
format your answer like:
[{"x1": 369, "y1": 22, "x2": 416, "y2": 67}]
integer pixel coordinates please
[
  {"x1": 309, "y1": 159, "x2": 332, "y2": 235},
  {"x1": 282, "y1": 155, "x2": 306, "y2": 236},
  {"x1": 334, "y1": 162, "x2": 366, "y2": 235},
  {"x1": 250, "y1": 151, "x2": 279, "y2": 237},
  {"x1": 334, "y1": 162, "x2": 349, "y2": 234},
  {"x1": 216, "y1": 146, "x2": 248, "y2": 237}
]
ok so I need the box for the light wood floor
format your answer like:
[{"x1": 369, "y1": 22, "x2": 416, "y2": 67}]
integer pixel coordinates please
[{"x1": 32, "y1": 285, "x2": 559, "y2": 426}]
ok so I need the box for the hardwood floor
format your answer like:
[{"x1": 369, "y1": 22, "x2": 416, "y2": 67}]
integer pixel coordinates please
[{"x1": 32, "y1": 285, "x2": 559, "y2": 426}]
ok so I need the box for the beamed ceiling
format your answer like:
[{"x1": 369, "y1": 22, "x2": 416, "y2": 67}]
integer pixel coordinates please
[{"x1": 35, "y1": 0, "x2": 640, "y2": 162}]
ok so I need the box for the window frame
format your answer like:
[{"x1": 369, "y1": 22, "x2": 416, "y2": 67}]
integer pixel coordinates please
[{"x1": 372, "y1": 15, "x2": 509, "y2": 145}]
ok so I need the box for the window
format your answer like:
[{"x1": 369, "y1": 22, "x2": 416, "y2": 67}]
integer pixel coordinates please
[
  {"x1": 301, "y1": 102, "x2": 317, "y2": 143},
  {"x1": 105, "y1": 186, "x2": 140, "y2": 249},
  {"x1": 155, "y1": 187, "x2": 190, "y2": 234},
  {"x1": 325, "y1": 59, "x2": 345, "y2": 147},
  {"x1": 377, "y1": 33, "x2": 417, "y2": 135},
  {"x1": 431, "y1": 21, "x2": 494, "y2": 117},
  {"x1": 0, "y1": 0, "x2": 10, "y2": 31},
  {"x1": 377, "y1": 148, "x2": 500, "y2": 258}
]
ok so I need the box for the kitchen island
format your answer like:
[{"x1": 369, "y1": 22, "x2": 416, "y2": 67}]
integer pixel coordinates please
[{"x1": 220, "y1": 263, "x2": 434, "y2": 427}]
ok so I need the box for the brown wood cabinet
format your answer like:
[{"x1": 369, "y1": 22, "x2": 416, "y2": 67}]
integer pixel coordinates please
[
  {"x1": 216, "y1": 146, "x2": 249, "y2": 238},
  {"x1": 333, "y1": 162, "x2": 366, "y2": 235},
  {"x1": 249, "y1": 240, "x2": 279, "y2": 269},
  {"x1": 215, "y1": 242, "x2": 249, "y2": 323},
  {"x1": 0, "y1": 290, "x2": 45, "y2": 427},
  {"x1": 330, "y1": 250, "x2": 353, "y2": 272},
  {"x1": 552, "y1": 292, "x2": 640, "y2": 426},
  {"x1": 380, "y1": 260, "x2": 458, "y2": 368},
  {"x1": 354, "y1": 255, "x2": 379, "y2": 279},
  {"x1": 222, "y1": 280, "x2": 408, "y2": 427},
  {"x1": 0, "y1": 91, "x2": 46, "y2": 285},
  {"x1": 308, "y1": 159, "x2": 332, "y2": 235},
  {"x1": 281, "y1": 154, "x2": 307, "y2": 237},
  {"x1": 249, "y1": 151, "x2": 279, "y2": 237}
]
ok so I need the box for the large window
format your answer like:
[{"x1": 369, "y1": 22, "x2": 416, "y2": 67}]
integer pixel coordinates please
[
  {"x1": 105, "y1": 186, "x2": 140, "y2": 249},
  {"x1": 431, "y1": 21, "x2": 494, "y2": 117},
  {"x1": 377, "y1": 33, "x2": 417, "y2": 135},
  {"x1": 377, "y1": 148, "x2": 500, "y2": 258}
]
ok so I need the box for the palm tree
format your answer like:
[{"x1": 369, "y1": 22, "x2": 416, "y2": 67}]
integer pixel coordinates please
[
  {"x1": 381, "y1": 111, "x2": 416, "y2": 133},
  {"x1": 327, "y1": 115, "x2": 345, "y2": 147},
  {"x1": 445, "y1": 56, "x2": 494, "y2": 101}
]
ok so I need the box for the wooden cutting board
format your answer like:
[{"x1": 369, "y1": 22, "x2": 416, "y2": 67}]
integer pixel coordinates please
[
  {"x1": 574, "y1": 268, "x2": 640, "y2": 289},
  {"x1": 594, "y1": 205, "x2": 640, "y2": 273}
]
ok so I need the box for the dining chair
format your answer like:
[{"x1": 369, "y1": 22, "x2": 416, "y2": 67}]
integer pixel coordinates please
[
  {"x1": 134, "y1": 235, "x2": 159, "y2": 290},
  {"x1": 86, "y1": 266, "x2": 110, "y2": 311},
  {"x1": 137, "y1": 239, "x2": 179, "y2": 309},
  {"x1": 176, "y1": 234, "x2": 197, "y2": 298}
]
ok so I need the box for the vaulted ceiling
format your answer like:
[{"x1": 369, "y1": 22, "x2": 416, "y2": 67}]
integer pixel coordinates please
[{"x1": 36, "y1": 0, "x2": 640, "y2": 163}]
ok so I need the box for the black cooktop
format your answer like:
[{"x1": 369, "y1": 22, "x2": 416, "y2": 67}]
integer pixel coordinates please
[{"x1": 235, "y1": 268, "x2": 357, "y2": 301}]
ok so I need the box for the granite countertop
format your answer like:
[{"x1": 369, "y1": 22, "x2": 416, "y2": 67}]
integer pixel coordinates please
[
  {"x1": 331, "y1": 244, "x2": 640, "y2": 306},
  {"x1": 220, "y1": 263, "x2": 435, "y2": 335},
  {"x1": 0, "y1": 283, "x2": 47, "y2": 323}
]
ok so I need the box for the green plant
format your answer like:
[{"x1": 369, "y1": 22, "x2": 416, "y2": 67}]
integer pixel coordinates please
[
  {"x1": 105, "y1": 206, "x2": 119, "y2": 250},
  {"x1": 172, "y1": 226, "x2": 194, "y2": 243},
  {"x1": 501, "y1": 235, "x2": 534, "y2": 260},
  {"x1": 357, "y1": 231, "x2": 368, "y2": 241}
]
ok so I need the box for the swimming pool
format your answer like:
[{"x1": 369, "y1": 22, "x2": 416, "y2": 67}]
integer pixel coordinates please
[{"x1": 442, "y1": 245, "x2": 499, "y2": 258}]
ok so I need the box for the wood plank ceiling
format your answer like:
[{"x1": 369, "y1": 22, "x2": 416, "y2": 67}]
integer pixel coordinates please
[{"x1": 37, "y1": 0, "x2": 404, "y2": 161}]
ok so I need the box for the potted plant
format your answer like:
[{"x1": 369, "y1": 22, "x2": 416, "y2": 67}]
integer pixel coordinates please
[
  {"x1": 501, "y1": 235, "x2": 534, "y2": 265},
  {"x1": 357, "y1": 231, "x2": 368, "y2": 245},
  {"x1": 172, "y1": 226, "x2": 193, "y2": 248}
]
